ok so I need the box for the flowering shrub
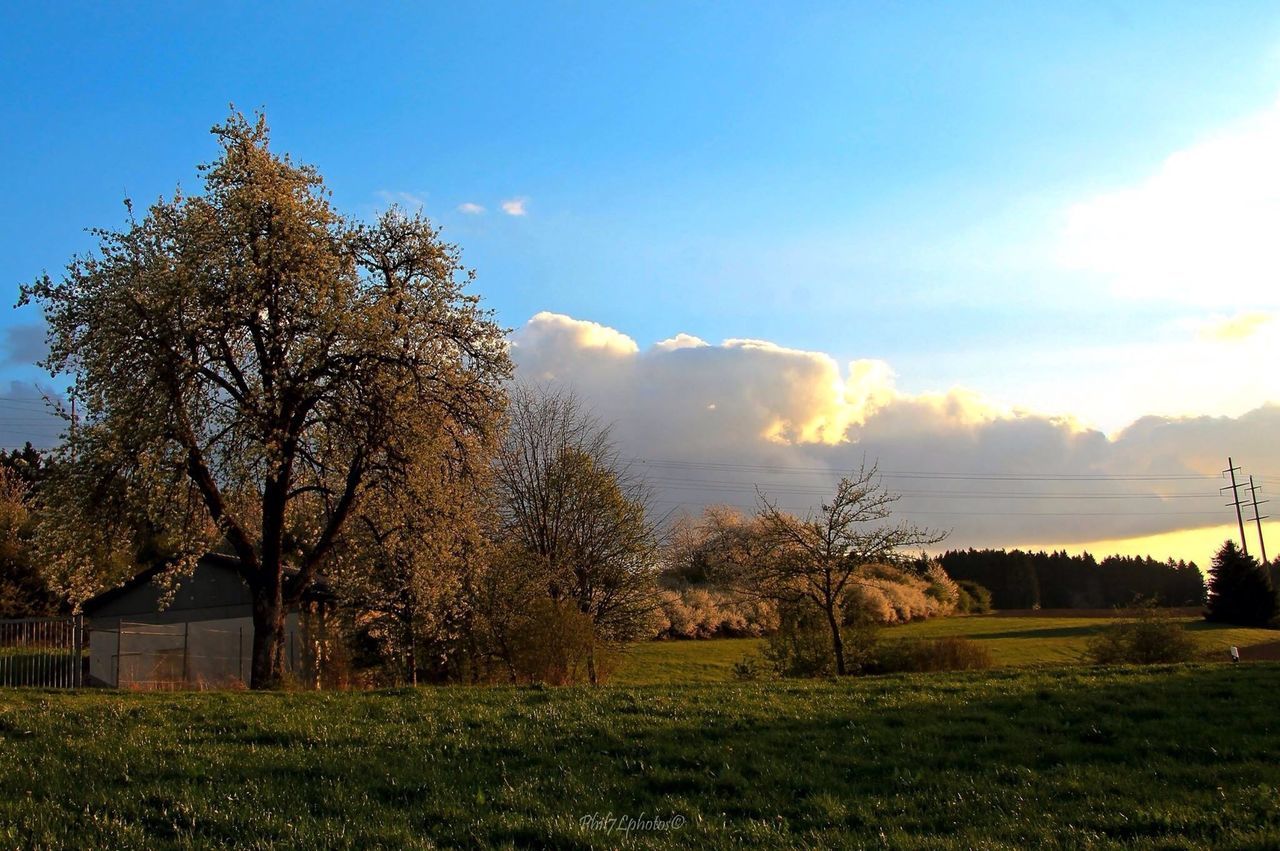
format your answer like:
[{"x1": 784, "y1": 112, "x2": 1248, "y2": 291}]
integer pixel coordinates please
[
  {"x1": 652, "y1": 586, "x2": 778, "y2": 639},
  {"x1": 843, "y1": 563, "x2": 958, "y2": 625},
  {"x1": 652, "y1": 561, "x2": 959, "y2": 639}
]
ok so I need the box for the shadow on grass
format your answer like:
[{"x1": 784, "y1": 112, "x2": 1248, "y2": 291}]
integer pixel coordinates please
[
  {"x1": 1182, "y1": 620, "x2": 1275, "y2": 634},
  {"x1": 953, "y1": 623, "x2": 1106, "y2": 641}
]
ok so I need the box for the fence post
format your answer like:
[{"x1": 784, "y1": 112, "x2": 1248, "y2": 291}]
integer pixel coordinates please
[
  {"x1": 182, "y1": 621, "x2": 190, "y2": 687},
  {"x1": 73, "y1": 615, "x2": 83, "y2": 688}
]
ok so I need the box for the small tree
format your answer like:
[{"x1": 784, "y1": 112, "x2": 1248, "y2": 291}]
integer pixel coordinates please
[
  {"x1": 955, "y1": 580, "x2": 993, "y2": 614},
  {"x1": 1205, "y1": 540, "x2": 1277, "y2": 627},
  {"x1": 0, "y1": 465, "x2": 56, "y2": 618},
  {"x1": 1087, "y1": 603, "x2": 1198, "y2": 665},
  {"x1": 739, "y1": 463, "x2": 944, "y2": 675},
  {"x1": 333, "y1": 415, "x2": 499, "y2": 685},
  {"x1": 493, "y1": 387, "x2": 658, "y2": 682}
]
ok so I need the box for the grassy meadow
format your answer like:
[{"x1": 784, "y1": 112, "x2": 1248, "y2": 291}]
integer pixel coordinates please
[
  {"x1": 3, "y1": 665, "x2": 1280, "y2": 848},
  {"x1": 3, "y1": 613, "x2": 1279, "y2": 848},
  {"x1": 614, "y1": 615, "x2": 1279, "y2": 684}
]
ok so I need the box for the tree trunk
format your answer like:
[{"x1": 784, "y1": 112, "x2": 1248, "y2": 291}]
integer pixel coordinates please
[
  {"x1": 251, "y1": 467, "x2": 292, "y2": 689},
  {"x1": 824, "y1": 604, "x2": 846, "y2": 676},
  {"x1": 250, "y1": 578, "x2": 287, "y2": 689},
  {"x1": 407, "y1": 634, "x2": 418, "y2": 687}
]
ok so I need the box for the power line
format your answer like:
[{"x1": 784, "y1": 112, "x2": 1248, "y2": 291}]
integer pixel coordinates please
[
  {"x1": 630, "y1": 456, "x2": 1257, "y2": 481},
  {"x1": 649, "y1": 499, "x2": 1226, "y2": 518},
  {"x1": 640, "y1": 475, "x2": 1219, "y2": 499}
]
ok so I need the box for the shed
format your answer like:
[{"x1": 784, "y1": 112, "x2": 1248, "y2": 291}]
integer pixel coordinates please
[{"x1": 82, "y1": 554, "x2": 333, "y2": 689}]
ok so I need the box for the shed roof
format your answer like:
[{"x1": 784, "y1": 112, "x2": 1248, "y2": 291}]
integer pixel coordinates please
[{"x1": 82, "y1": 550, "x2": 332, "y2": 616}]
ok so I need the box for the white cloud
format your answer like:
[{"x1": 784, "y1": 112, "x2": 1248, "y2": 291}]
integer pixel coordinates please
[
  {"x1": 520, "y1": 312, "x2": 638, "y2": 355},
  {"x1": 976, "y1": 320, "x2": 1280, "y2": 435},
  {"x1": 653, "y1": 333, "x2": 709, "y2": 352},
  {"x1": 501, "y1": 197, "x2": 529, "y2": 216},
  {"x1": 457, "y1": 202, "x2": 485, "y2": 215},
  {"x1": 509, "y1": 312, "x2": 1280, "y2": 553},
  {"x1": 511, "y1": 312, "x2": 638, "y2": 383},
  {"x1": 1058, "y1": 98, "x2": 1280, "y2": 306}
]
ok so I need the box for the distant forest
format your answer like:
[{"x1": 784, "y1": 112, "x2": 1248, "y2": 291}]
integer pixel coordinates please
[{"x1": 938, "y1": 549, "x2": 1207, "y2": 609}]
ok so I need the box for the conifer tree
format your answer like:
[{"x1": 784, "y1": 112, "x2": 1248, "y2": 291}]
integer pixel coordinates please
[{"x1": 1205, "y1": 540, "x2": 1276, "y2": 626}]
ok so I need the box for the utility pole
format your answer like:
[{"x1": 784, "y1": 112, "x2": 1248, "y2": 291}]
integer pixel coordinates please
[
  {"x1": 1222, "y1": 457, "x2": 1249, "y2": 557},
  {"x1": 1248, "y1": 475, "x2": 1269, "y2": 565}
]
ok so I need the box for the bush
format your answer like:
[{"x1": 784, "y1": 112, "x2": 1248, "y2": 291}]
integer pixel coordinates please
[
  {"x1": 652, "y1": 585, "x2": 779, "y2": 639},
  {"x1": 1086, "y1": 606, "x2": 1197, "y2": 665},
  {"x1": 761, "y1": 603, "x2": 837, "y2": 678},
  {"x1": 843, "y1": 563, "x2": 959, "y2": 625},
  {"x1": 731, "y1": 654, "x2": 768, "y2": 681},
  {"x1": 762, "y1": 602, "x2": 880, "y2": 678},
  {"x1": 924, "y1": 563, "x2": 960, "y2": 608},
  {"x1": 653, "y1": 559, "x2": 963, "y2": 640},
  {"x1": 956, "y1": 580, "x2": 993, "y2": 614},
  {"x1": 871, "y1": 637, "x2": 993, "y2": 673},
  {"x1": 508, "y1": 598, "x2": 615, "y2": 685}
]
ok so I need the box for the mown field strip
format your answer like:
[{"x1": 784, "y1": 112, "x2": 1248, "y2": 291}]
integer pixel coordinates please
[{"x1": 614, "y1": 615, "x2": 1278, "y2": 684}]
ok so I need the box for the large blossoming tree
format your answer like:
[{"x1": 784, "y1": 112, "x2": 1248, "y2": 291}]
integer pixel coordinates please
[{"x1": 22, "y1": 113, "x2": 511, "y2": 687}]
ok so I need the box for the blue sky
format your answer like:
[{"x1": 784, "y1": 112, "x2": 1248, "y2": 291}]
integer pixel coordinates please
[
  {"x1": 5, "y1": 2, "x2": 1277, "y2": 359},
  {"x1": 4, "y1": 2, "x2": 1280, "y2": 555}
]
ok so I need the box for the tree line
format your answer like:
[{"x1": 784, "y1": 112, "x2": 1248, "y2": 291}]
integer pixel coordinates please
[{"x1": 938, "y1": 548, "x2": 1207, "y2": 610}]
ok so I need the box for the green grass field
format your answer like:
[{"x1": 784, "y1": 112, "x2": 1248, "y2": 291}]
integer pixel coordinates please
[
  {"x1": 3, "y1": 665, "x2": 1280, "y2": 848},
  {"x1": 4, "y1": 614, "x2": 1279, "y2": 848},
  {"x1": 614, "y1": 616, "x2": 1279, "y2": 684}
]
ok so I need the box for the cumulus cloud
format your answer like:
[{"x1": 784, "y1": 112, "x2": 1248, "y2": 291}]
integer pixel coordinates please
[
  {"x1": 457, "y1": 202, "x2": 485, "y2": 215},
  {"x1": 500, "y1": 197, "x2": 529, "y2": 216},
  {"x1": 509, "y1": 312, "x2": 1280, "y2": 552},
  {"x1": 1058, "y1": 98, "x2": 1280, "y2": 306},
  {"x1": 511, "y1": 312, "x2": 639, "y2": 385},
  {"x1": 653, "y1": 333, "x2": 709, "y2": 352}
]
